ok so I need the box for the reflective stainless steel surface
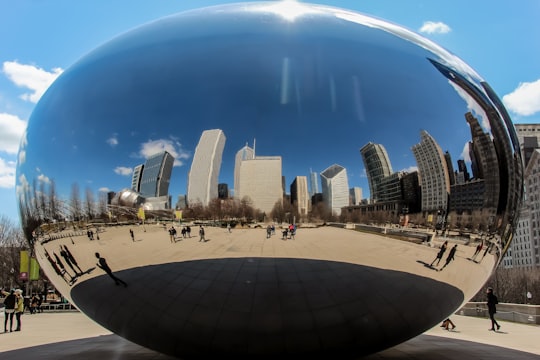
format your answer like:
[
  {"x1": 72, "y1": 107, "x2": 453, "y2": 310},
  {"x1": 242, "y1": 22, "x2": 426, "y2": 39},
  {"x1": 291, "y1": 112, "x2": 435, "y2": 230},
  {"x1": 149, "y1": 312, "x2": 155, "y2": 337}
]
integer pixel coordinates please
[{"x1": 16, "y1": 2, "x2": 522, "y2": 358}]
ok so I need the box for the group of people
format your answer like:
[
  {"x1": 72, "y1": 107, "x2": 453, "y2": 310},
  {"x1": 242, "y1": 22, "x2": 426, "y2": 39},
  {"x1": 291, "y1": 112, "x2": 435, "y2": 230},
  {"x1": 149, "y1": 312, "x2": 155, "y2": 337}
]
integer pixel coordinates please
[
  {"x1": 429, "y1": 240, "x2": 458, "y2": 271},
  {"x1": 168, "y1": 225, "x2": 193, "y2": 243},
  {"x1": 1, "y1": 288, "x2": 25, "y2": 332},
  {"x1": 442, "y1": 287, "x2": 501, "y2": 332}
]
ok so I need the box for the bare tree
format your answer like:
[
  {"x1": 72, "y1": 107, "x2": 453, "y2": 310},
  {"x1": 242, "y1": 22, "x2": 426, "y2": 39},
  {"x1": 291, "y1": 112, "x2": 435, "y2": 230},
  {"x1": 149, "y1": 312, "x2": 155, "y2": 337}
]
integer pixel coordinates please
[
  {"x1": 85, "y1": 187, "x2": 96, "y2": 220},
  {"x1": 70, "y1": 183, "x2": 82, "y2": 221}
]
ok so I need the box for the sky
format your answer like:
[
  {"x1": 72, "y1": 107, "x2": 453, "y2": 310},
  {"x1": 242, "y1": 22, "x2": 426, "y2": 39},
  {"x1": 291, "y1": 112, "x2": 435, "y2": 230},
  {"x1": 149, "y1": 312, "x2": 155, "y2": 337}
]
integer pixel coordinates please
[{"x1": 1, "y1": 0, "x2": 539, "y2": 224}]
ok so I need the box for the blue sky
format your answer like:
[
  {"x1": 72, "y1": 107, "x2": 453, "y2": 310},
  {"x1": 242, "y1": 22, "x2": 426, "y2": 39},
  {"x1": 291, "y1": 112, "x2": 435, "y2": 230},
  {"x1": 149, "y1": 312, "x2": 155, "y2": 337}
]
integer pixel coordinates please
[{"x1": 1, "y1": 0, "x2": 539, "y2": 223}]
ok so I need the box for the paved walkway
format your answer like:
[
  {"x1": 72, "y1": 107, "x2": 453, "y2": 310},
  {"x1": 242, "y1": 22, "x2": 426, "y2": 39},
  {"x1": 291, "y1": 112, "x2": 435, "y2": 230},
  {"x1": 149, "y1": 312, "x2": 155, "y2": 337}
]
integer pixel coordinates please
[{"x1": 1, "y1": 311, "x2": 539, "y2": 359}]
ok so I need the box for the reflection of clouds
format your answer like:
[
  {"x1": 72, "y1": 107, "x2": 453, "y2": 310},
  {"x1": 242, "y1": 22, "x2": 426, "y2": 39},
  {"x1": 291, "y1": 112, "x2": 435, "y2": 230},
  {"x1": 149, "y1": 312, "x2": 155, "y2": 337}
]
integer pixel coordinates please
[
  {"x1": 254, "y1": 1, "x2": 324, "y2": 22},
  {"x1": 400, "y1": 166, "x2": 418, "y2": 173},
  {"x1": 502, "y1": 78, "x2": 540, "y2": 116},
  {"x1": 98, "y1": 187, "x2": 110, "y2": 192},
  {"x1": 139, "y1": 139, "x2": 190, "y2": 167},
  {"x1": 37, "y1": 173, "x2": 51, "y2": 184},
  {"x1": 114, "y1": 166, "x2": 132, "y2": 176},
  {"x1": 419, "y1": 21, "x2": 451, "y2": 35},
  {"x1": 107, "y1": 134, "x2": 119, "y2": 147},
  {"x1": 450, "y1": 82, "x2": 491, "y2": 132},
  {"x1": 2, "y1": 61, "x2": 62, "y2": 103},
  {"x1": 461, "y1": 142, "x2": 471, "y2": 163},
  {"x1": 16, "y1": 173, "x2": 29, "y2": 195},
  {"x1": 334, "y1": 9, "x2": 482, "y2": 85}
]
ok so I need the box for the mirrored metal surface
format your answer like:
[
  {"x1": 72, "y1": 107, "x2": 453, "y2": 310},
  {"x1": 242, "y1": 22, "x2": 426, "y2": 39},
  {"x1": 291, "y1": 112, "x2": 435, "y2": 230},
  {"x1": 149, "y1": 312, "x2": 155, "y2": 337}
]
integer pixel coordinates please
[{"x1": 16, "y1": 2, "x2": 522, "y2": 358}]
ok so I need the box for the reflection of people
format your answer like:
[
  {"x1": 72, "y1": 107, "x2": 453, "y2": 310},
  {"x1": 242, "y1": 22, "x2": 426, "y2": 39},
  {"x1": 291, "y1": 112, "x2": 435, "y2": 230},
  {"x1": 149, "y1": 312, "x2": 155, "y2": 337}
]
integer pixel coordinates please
[
  {"x1": 439, "y1": 244, "x2": 457, "y2": 271},
  {"x1": 95, "y1": 252, "x2": 127, "y2": 287},
  {"x1": 129, "y1": 229, "x2": 135, "y2": 242},
  {"x1": 430, "y1": 240, "x2": 448, "y2": 267},
  {"x1": 441, "y1": 318, "x2": 456, "y2": 330},
  {"x1": 487, "y1": 287, "x2": 500, "y2": 331},
  {"x1": 2, "y1": 289, "x2": 16, "y2": 332}
]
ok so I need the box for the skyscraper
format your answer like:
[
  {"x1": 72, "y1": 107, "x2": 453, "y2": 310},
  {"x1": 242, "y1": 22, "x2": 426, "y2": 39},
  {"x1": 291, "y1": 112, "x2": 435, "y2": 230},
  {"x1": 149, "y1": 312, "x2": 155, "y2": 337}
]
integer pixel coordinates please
[
  {"x1": 411, "y1": 130, "x2": 450, "y2": 213},
  {"x1": 139, "y1": 151, "x2": 174, "y2": 198},
  {"x1": 291, "y1": 176, "x2": 309, "y2": 215},
  {"x1": 187, "y1": 129, "x2": 226, "y2": 206},
  {"x1": 131, "y1": 164, "x2": 144, "y2": 192},
  {"x1": 320, "y1": 164, "x2": 349, "y2": 216},
  {"x1": 309, "y1": 168, "x2": 320, "y2": 196},
  {"x1": 360, "y1": 142, "x2": 393, "y2": 202},
  {"x1": 234, "y1": 143, "x2": 255, "y2": 197},
  {"x1": 237, "y1": 156, "x2": 282, "y2": 214}
]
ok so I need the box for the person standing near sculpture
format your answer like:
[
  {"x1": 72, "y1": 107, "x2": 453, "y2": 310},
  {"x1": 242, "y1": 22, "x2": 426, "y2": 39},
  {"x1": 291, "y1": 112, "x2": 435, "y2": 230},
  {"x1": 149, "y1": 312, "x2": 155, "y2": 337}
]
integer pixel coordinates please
[
  {"x1": 1, "y1": 289, "x2": 16, "y2": 332},
  {"x1": 487, "y1": 287, "x2": 501, "y2": 331},
  {"x1": 14, "y1": 289, "x2": 24, "y2": 331}
]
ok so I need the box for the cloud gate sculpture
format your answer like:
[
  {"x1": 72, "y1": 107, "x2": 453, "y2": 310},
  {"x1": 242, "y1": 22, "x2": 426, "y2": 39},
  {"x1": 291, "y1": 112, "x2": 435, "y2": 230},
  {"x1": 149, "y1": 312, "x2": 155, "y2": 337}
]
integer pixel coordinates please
[{"x1": 16, "y1": 2, "x2": 522, "y2": 358}]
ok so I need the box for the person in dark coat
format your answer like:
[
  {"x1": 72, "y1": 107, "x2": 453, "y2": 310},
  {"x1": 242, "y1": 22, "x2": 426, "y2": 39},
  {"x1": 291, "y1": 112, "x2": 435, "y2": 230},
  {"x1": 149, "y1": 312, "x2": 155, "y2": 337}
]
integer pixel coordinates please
[
  {"x1": 487, "y1": 287, "x2": 501, "y2": 331},
  {"x1": 1, "y1": 289, "x2": 16, "y2": 332}
]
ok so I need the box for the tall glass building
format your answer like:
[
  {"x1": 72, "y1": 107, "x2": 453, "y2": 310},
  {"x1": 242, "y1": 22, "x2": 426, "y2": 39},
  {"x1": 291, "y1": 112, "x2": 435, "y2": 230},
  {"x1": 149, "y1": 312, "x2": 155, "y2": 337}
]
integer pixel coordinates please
[
  {"x1": 360, "y1": 142, "x2": 393, "y2": 202},
  {"x1": 187, "y1": 129, "x2": 226, "y2": 206},
  {"x1": 139, "y1": 151, "x2": 174, "y2": 198}
]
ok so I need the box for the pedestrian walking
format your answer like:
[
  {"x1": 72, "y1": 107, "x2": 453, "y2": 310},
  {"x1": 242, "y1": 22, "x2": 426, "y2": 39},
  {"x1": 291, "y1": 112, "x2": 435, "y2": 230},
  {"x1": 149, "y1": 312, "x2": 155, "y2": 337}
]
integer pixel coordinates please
[
  {"x1": 487, "y1": 287, "x2": 501, "y2": 331},
  {"x1": 199, "y1": 225, "x2": 205, "y2": 242}
]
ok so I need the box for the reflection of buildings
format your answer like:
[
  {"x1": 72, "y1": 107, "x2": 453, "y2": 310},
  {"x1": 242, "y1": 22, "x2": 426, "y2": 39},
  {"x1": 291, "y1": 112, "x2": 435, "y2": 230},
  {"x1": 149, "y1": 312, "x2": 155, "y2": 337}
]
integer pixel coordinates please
[
  {"x1": 349, "y1": 187, "x2": 362, "y2": 205},
  {"x1": 236, "y1": 155, "x2": 282, "y2": 214},
  {"x1": 309, "y1": 169, "x2": 320, "y2": 197},
  {"x1": 138, "y1": 151, "x2": 174, "y2": 198},
  {"x1": 320, "y1": 164, "x2": 349, "y2": 216},
  {"x1": 187, "y1": 129, "x2": 226, "y2": 206},
  {"x1": 291, "y1": 176, "x2": 309, "y2": 216},
  {"x1": 360, "y1": 142, "x2": 393, "y2": 202},
  {"x1": 465, "y1": 112, "x2": 499, "y2": 210},
  {"x1": 131, "y1": 164, "x2": 144, "y2": 192},
  {"x1": 234, "y1": 143, "x2": 255, "y2": 198},
  {"x1": 412, "y1": 130, "x2": 450, "y2": 214},
  {"x1": 429, "y1": 58, "x2": 522, "y2": 248}
]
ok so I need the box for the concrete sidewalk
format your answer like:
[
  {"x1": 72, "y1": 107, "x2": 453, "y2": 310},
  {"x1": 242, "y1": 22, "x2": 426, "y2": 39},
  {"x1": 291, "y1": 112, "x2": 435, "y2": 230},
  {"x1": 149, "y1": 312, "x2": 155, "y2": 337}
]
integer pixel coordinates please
[{"x1": 1, "y1": 311, "x2": 539, "y2": 359}]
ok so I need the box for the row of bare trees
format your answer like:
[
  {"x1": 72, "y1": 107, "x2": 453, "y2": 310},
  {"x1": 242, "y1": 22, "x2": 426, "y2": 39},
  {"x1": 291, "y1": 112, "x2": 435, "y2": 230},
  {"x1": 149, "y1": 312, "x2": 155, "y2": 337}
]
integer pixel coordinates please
[
  {"x1": 0, "y1": 215, "x2": 48, "y2": 294},
  {"x1": 470, "y1": 267, "x2": 540, "y2": 305}
]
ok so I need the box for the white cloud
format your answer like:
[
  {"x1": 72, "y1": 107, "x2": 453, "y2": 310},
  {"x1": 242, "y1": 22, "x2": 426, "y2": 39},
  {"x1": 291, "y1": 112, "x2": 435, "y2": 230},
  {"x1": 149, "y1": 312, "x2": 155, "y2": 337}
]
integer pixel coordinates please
[
  {"x1": 0, "y1": 157, "x2": 16, "y2": 188},
  {"x1": 0, "y1": 113, "x2": 27, "y2": 154},
  {"x1": 461, "y1": 142, "x2": 471, "y2": 163},
  {"x1": 139, "y1": 139, "x2": 190, "y2": 167},
  {"x1": 114, "y1": 166, "x2": 133, "y2": 176},
  {"x1": 37, "y1": 173, "x2": 51, "y2": 184},
  {"x1": 502, "y1": 79, "x2": 540, "y2": 116},
  {"x1": 419, "y1": 21, "x2": 451, "y2": 34},
  {"x1": 98, "y1": 187, "x2": 111, "y2": 192},
  {"x1": 400, "y1": 166, "x2": 418, "y2": 173},
  {"x1": 2, "y1": 61, "x2": 63, "y2": 103},
  {"x1": 107, "y1": 135, "x2": 119, "y2": 147}
]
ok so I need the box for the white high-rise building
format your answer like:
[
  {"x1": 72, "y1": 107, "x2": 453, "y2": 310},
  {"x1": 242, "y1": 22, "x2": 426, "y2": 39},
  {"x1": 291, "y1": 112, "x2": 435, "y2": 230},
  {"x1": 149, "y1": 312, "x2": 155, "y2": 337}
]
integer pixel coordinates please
[
  {"x1": 187, "y1": 129, "x2": 226, "y2": 206},
  {"x1": 411, "y1": 130, "x2": 450, "y2": 213},
  {"x1": 234, "y1": 143, "x2": 255, "y2": 198},
  {"x1": 237, "y1": 156, "x2": 282, "y2": 214},
  {"x1": 349, "y1": 187, "x2": 363, "y2": 205},
  {"x1": 320, "y1": 164, "x2": 349, "y2": 216}
]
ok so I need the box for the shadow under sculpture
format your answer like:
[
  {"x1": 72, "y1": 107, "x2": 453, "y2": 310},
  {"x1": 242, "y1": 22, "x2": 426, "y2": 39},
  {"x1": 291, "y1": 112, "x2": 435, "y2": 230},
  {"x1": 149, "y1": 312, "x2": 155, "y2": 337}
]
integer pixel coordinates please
[{"x1": 17, "y1": 2, "x2": 522, "y2": 359}]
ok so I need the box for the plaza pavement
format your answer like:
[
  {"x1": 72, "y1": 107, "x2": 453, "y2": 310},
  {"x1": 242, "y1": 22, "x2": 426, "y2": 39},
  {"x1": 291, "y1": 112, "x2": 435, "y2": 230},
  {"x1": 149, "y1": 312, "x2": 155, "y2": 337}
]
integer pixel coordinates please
[{"x1": 0, "y1": 311, "x2": 539, "y2": 359}]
